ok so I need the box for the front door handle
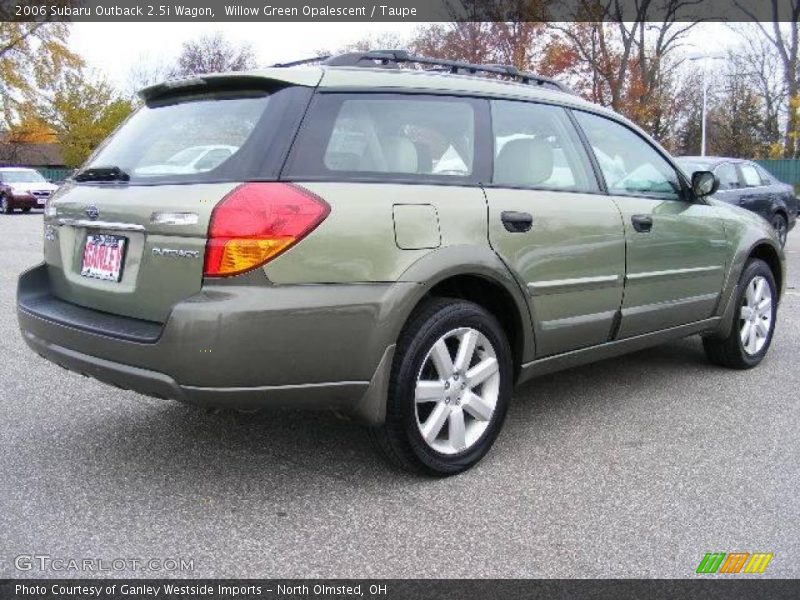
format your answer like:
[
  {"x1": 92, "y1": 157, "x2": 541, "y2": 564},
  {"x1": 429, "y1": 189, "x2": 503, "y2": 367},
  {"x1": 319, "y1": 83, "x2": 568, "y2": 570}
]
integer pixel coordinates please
[
  {"x1": 631, "y1": 214, "x2": 653, "y2": 233},
  {"x1": 501, "y1": 211, "x2": 533, "y2": 233}
]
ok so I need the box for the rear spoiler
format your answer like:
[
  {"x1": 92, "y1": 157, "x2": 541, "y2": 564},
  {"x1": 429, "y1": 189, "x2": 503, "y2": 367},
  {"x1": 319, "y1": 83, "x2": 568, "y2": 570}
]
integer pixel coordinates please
[{"x1": 140, "y1": 69, "x2": 323, "y2": 103}]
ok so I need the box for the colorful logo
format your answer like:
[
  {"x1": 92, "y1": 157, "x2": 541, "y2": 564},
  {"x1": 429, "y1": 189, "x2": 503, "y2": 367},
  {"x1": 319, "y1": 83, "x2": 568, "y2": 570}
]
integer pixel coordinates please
[{"x1": 696, "y1": 552, "x2": 773, "y2": 574}]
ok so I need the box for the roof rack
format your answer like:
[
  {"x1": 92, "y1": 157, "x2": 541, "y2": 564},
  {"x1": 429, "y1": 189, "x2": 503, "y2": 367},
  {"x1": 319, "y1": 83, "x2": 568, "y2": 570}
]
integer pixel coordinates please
[
  {"x1": 271, "y1": 50, "x2": 573, "y2": 95},
  {"x1": 271, "y1": 55, "x2": 331, "y2": 68}
]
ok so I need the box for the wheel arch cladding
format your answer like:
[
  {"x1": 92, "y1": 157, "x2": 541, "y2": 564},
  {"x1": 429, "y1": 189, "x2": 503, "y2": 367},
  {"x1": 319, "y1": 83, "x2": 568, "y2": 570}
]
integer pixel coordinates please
[
  {"x1": 424, "y1": 275, "x2": 525, "y2": 379},
  {"x1": 749, "y1": 242, "x2": 783, "y2": 298},
  {"x1": 393, "y1": 245, "x2": 535, "y2": 376}
]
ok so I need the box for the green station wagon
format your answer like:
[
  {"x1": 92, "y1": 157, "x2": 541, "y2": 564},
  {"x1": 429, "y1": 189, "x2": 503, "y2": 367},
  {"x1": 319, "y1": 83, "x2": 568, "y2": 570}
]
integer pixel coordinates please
[{"x1": 17, "y1": 51, "x2": 785, "y2": 475}]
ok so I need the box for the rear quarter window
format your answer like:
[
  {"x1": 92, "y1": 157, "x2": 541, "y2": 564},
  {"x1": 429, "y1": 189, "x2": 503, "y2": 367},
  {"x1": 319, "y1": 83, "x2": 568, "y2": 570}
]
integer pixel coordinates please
[
  {"x1": 739, "y1": 164, "x2": 763, "y2": 187},
  {"x1": 753, "y1": 164, "x2": 774, "y2": 186},
  {"x1": 284, "y1": 93, "x2": 485, "y2": 184}
]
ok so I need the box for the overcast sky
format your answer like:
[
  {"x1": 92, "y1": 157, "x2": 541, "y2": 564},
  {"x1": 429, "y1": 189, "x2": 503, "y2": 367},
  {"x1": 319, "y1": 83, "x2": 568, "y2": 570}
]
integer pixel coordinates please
[{"x1": 70, "y1": 21, "x2": 743, "y2": 91}]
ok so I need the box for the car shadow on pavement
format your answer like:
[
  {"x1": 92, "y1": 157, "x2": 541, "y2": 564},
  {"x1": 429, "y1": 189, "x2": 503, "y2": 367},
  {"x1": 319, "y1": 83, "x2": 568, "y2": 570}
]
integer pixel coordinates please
[{"x1": 78, "y1": 336, "x2": 714, "y2": 493}]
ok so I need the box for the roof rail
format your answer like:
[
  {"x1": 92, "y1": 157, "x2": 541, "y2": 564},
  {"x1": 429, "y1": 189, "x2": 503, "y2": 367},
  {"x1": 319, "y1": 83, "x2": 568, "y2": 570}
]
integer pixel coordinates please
[
  {"x1": 271, "y1": 55, "x2": 331, "y2": 68},
  {"x1": 313, "y1": 50, "x2": 573, "y2": 94},
  {"x1": 270, "y1": 50, "x2": 572, "y2": 94}
]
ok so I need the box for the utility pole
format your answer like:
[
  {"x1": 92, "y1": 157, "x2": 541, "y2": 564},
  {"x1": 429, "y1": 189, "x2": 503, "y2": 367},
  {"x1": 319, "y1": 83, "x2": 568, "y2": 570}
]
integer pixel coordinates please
[{"x1": 688, "y1": 53, "x2": 725, "y2": 156}]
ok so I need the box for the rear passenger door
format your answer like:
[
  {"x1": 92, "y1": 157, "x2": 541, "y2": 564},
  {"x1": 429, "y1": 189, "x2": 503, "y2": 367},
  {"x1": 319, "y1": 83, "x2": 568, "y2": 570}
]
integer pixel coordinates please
[
  {"x1": 483, "y1": 100, "x2": 626, "y2": 357},
  {"x1": 738, "y1": 162, "x2": 772, "y2": 221},
  {"x1": 573, "y1": 111, "x2": 728, "y2": 338}
]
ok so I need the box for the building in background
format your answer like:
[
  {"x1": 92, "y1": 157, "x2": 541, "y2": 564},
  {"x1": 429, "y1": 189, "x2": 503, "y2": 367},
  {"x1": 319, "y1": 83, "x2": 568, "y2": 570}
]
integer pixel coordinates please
[{"x1": 0, "y1": 136, "x2": 71, "y2": 182}]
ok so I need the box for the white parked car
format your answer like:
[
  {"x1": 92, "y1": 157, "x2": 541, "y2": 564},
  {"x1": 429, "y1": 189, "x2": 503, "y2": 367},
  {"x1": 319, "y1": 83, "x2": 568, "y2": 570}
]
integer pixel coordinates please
[{"x1": 135, "y1": 145, "x2": 238, "y2": 175}]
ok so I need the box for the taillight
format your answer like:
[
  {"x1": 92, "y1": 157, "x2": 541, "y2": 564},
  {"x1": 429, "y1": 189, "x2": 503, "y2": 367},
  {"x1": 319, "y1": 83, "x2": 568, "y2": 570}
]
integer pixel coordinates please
[{"x1": 203, "y1": 182, "x2": 329, "y2": 277}]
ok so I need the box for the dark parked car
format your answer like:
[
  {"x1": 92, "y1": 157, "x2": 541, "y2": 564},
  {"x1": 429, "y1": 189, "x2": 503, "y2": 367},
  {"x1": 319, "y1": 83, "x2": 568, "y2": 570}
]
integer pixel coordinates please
[{"x1": 676, "y1": 157, "x2": 797, "y2": 247}]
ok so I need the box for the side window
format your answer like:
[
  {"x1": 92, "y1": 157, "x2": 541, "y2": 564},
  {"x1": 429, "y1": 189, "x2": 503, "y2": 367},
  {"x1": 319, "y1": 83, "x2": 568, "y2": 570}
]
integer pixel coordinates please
[
  {"x1": 739, "y1": 164, "x2": 762, "y2": 187},
  {"x1": 715, "y1": 163, "x2": 740, "y2": 190},
  {"x1": 490, "y1": 100, "x2": 599, "y2": 192},
  {"x1": 753, "y1": 164, "x2": 773, "y2": 186},
  {"x1": 287, "y1": 94, "x2": 477, "y2": 180},
  {"x1": 574, "y1": 111, "x2": 683, "y2": 200}
]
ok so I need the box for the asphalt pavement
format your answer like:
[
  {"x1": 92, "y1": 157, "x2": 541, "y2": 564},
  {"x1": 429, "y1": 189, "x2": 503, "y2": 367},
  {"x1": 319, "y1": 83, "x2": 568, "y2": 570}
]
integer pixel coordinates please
[{"x1": 1, "y1": 211, "x2": 798, "y2": 578}]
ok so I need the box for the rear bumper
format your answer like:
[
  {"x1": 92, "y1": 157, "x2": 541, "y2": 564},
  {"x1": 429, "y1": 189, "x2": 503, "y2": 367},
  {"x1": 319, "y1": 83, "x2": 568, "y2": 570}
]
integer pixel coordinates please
[{"x1": 17, "y1": 263, "x2": 414, "y2": 424}]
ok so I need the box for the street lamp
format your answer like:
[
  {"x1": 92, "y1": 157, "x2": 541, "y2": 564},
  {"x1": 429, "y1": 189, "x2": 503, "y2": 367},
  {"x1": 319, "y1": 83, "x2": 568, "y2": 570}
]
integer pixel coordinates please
[{"x1": 687, "y1": 53, "x2": 726, "y2": 157}]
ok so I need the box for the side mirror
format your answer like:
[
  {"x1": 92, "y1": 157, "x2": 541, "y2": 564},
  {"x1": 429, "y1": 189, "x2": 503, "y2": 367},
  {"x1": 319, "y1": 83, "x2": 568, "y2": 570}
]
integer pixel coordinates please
[{"x1": 691, "y1": 170, "x2": 719, "y2": 198}]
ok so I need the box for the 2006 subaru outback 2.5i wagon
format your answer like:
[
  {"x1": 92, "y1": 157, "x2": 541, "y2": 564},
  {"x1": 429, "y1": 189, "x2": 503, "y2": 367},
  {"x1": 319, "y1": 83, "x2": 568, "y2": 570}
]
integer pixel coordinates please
[{"x1": 17, "y1": 51, "x2": 785, "y2": 475}]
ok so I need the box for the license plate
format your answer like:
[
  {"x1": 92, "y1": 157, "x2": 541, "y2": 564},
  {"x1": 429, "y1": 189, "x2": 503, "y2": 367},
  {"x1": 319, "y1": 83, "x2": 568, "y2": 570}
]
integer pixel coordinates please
[{"x1": 81, "y1": 234, "x2": 127, "y2": 282}]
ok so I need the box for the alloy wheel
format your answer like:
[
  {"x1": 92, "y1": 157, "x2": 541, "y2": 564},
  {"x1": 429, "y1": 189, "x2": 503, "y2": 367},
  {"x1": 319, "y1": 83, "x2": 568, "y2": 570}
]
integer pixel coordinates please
[
  {"x1": 414, "y1": 327, "x2": 500, "y2": 455},
  {"x1": 740, "y1": 275, "x2": 773, "y2": 356}
]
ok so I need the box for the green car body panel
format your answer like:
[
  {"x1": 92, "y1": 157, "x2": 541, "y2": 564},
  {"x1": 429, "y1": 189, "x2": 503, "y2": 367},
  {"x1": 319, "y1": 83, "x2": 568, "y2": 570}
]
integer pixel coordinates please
[
  {"x1": 42, "y1": 181, "x2": 230, "y2": 322},
  {"x1": 17, "y1": 63, "x2": 785, "y2": 427}
]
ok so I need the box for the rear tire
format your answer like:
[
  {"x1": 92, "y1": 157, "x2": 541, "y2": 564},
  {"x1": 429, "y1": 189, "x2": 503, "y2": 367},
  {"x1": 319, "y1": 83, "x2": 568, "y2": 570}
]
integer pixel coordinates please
[
  {"x1": 1, "y1": 196, "x2": 12, "y2": 214},
  {"x1": 370, "y1": 298, "x2": 512, "y2": 476},
  {"x1": 703, "y1": 258, "x2": 777, "y2": 369},
  {"x1": 772, "y1": 213, "x2": 788, "y2": 247}
]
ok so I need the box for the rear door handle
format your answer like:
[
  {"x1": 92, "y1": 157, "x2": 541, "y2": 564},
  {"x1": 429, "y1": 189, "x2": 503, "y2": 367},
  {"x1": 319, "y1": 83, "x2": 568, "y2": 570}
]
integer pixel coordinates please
[
  {"x1": 501, "y1": 211, "x2": 533, "y2": 233},
  {"x1": 631, "y1": 214, "x2": 653, "y2": 233}
]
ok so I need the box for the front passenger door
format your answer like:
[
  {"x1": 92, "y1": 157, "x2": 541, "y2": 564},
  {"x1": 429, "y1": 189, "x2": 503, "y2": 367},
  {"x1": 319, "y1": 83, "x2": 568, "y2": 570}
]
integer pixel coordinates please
[{"x1": 573, "y1": 111, "x2": 729, "y2": 338}]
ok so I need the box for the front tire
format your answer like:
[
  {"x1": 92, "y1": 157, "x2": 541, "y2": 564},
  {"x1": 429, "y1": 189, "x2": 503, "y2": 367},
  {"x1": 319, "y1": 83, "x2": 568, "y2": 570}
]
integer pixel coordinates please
[
  {"x1": 703, "y1": 258, "x2": 777, "y2": 369},
  {"x1": 370, "y1": 298, "x2": 513, "y2": 476},
  {"x1": 1, "y1": 196, "x2": 12, "y2": 214}
]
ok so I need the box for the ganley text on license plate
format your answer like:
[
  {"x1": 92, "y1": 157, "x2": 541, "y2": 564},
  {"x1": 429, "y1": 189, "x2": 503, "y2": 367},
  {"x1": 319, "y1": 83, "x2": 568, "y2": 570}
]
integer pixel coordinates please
[{"x1": 81, "y1": 234, "x2": 127, "y2": 282}]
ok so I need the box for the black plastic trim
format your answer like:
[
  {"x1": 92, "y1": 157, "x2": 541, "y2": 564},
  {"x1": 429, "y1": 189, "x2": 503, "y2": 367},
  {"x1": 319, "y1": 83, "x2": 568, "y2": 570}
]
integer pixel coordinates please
[{"x1": 17, "y1": 265, "x2": 163, "y2": 344}]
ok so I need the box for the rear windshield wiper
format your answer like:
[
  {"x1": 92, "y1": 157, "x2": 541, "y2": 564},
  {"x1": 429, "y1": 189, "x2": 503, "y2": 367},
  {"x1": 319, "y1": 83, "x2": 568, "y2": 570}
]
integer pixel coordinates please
[{"x1": 73, "y1": 166, "x2": 131, "y2": 183}]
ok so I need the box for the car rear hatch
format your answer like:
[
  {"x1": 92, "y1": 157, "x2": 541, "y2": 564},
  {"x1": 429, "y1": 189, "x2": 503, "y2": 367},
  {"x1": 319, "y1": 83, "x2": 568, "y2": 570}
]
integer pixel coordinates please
[{"x1": 42, "y1": 70, "x2": 319, "y2": 324}]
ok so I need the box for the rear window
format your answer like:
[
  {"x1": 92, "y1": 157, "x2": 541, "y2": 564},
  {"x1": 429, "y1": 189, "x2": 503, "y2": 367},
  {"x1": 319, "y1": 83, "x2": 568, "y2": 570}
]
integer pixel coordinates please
[
  {"x1": 285, "y1": 94, "x2": 480, "y2": 183},
  {"x1": 80, "y1": 86, "x2": 310, "y2": 185},
  {"x1": 0, "y1": 169, "x2": 46, "y2": 183}
]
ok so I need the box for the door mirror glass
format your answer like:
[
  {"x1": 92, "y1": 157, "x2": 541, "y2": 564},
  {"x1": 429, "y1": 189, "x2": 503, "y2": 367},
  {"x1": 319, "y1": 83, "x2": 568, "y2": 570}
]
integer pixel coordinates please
[{"x1": 692, "y1": 171, "x2": 719, "y2": 198}]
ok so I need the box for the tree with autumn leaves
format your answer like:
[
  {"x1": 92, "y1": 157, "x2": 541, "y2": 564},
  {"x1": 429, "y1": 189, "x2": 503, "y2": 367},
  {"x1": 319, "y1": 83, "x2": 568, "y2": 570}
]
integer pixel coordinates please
[
  {"x1": 3, "y1": 8, "x2": 800, "y2": 165},
  {"x1": 1, "y1": 23, "x2": 134, "y2": 167},
  {"x1": 394, "y1": 2, "x2": 701, "y2": 153}
]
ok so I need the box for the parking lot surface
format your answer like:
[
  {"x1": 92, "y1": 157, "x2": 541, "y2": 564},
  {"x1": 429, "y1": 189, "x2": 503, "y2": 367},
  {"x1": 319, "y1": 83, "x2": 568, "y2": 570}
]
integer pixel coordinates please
[{"x1": 2, "y1": 212, "x2": 798, "y2": 578}]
